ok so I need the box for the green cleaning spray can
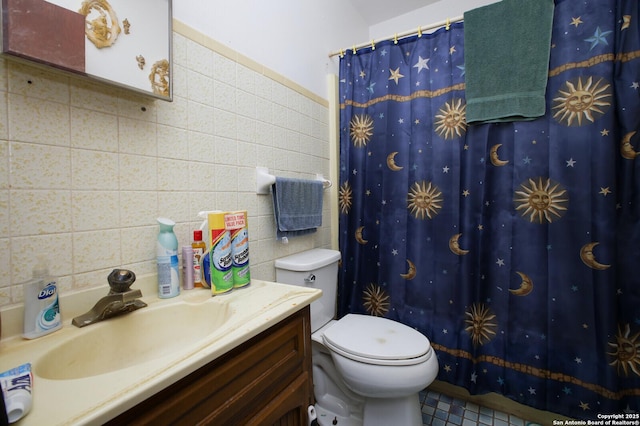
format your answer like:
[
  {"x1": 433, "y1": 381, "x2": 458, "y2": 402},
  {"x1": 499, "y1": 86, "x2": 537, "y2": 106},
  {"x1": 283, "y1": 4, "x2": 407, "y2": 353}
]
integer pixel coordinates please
[
  {"x1": 207, "y1": 212, "x2": 233, "y2": 295},
  {"x1": 225, "y1": 211, "x2": 251, "y2": 288}
]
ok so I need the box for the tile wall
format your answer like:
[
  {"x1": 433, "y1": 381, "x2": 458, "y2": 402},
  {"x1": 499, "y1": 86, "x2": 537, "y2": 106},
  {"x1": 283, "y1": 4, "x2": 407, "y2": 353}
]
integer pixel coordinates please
[{"x1": 0, "y1": 21, "x2": 332, "y2": 308}]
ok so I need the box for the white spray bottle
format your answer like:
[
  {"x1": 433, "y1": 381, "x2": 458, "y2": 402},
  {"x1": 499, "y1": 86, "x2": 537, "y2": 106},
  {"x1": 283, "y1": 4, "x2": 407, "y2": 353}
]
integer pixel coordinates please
[{"x1": 157, "y1": 217, "x2": 180, "y2": 298}]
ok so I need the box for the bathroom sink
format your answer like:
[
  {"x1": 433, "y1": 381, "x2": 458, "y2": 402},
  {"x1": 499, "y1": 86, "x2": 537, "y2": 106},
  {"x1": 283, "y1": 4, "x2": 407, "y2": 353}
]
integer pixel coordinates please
[{"x1": 35, "y1": 300, "x2": 231, "y2": 380}]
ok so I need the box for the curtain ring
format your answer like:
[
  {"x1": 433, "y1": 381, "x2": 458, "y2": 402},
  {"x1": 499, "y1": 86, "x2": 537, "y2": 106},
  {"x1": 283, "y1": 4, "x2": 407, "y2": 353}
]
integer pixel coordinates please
[
  {"x1": 445, "y1": 18, "x2": 451, "y2": 30},
  {"x1": 418, "y1": 26, "x2": 423, "y2": 38},
  {"x1": 339, "y1": 49, "x2": 344, "y2": 58},
  {"x1": 352, "y1": 45, "x2": 357, "y2": 55},
  {"x1": 394, "y1": 33, "x2": 398, "y2": 44},
  {"x1": 371, "y1": 39, "x2": 375, "y2": 50}
]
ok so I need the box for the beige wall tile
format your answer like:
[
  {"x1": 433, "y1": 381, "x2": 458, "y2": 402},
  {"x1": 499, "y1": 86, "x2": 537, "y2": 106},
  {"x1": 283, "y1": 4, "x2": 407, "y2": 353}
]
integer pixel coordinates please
[{"x1": 0, "y1": 24, "x2": 331, "y2": 310}]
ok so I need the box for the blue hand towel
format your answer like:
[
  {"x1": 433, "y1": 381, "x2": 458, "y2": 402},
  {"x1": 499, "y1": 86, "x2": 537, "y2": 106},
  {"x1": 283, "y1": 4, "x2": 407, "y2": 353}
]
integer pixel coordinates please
[
  {"x1": 464, "y1": 0, "x2": 555, "y2": 124},
  {"x1": 272, "y1": 177, "x2": 323, "y2": 240}
]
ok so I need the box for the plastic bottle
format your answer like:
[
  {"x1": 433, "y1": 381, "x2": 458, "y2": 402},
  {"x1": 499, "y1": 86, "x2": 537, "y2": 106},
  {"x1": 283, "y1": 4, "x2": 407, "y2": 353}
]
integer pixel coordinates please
[
  {"x1": 157, "y1": 217, "x2": 180, "y2": 298},
  {"x1": 191, "y1": 230, "x2": 207, "y2": 288},
  {"x1": 22, "y1": 260, "x2": 62, "y2": 339},
  {"x1": 182, "y1": 246, "x2": 194, "y2": 290}
]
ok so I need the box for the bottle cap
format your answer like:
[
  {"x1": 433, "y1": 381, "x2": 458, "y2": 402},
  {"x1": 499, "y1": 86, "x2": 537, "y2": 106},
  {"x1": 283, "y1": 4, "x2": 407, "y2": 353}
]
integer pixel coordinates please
[{"x1": 194, "y1": 230, "x2": 203, "y2": 241}]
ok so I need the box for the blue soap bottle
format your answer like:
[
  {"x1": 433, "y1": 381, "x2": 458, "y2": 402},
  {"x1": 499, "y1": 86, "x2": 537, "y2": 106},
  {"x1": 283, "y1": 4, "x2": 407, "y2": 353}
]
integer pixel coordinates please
[{"x1": 22, "y1": 260, "x2": 62, "y2": 339}]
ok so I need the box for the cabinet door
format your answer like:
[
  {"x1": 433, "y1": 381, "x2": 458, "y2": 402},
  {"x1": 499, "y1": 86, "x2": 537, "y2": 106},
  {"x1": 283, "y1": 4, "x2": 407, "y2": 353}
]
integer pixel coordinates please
[
  {"x1": 245, "y1": 372, "x2": 311, "y2": 426},
  {"x1": 106, "y1": 306, "x2": 312, "y2": 426}
]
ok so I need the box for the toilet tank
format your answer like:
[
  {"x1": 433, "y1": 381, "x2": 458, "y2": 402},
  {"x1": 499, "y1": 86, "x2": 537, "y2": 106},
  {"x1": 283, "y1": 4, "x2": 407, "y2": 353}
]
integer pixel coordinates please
[{"x1": 275, "y1": 249, "x2": 341, "y2": 332}]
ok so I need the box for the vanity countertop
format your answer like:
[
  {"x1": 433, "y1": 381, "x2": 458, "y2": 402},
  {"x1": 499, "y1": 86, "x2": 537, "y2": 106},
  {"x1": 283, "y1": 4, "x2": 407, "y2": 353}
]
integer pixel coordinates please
[{"x1": 0, "y1": 275, "x2": 321, "y2": 425}]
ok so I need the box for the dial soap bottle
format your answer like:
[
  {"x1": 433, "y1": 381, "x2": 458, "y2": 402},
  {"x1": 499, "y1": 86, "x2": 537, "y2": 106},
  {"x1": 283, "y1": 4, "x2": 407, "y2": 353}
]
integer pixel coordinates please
[
  {"x1": 157, "y1": 217, "x2": 180, "y2": 298},
  {"x1": 22, "y1": 260, "x2": 61, "y2": 339}
]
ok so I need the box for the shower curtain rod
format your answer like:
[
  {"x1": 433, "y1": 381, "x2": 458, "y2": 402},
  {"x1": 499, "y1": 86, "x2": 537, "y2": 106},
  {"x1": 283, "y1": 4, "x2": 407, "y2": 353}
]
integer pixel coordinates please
[{"x1": 328, "y1": 15, "x2": 463, "y2": 58}]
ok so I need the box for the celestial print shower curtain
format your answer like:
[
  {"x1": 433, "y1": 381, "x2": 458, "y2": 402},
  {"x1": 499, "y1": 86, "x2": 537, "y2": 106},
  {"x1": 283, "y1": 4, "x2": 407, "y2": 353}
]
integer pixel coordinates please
[{"x1": 337, "y1": 0, "x2": 640, "y2": 419}]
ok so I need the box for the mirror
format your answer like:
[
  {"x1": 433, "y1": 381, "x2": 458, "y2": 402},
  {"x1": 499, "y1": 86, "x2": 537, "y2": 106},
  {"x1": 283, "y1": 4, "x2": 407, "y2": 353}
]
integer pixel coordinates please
[{"x1": 1, "y1": 0, "x2": 172, "y2": 101}]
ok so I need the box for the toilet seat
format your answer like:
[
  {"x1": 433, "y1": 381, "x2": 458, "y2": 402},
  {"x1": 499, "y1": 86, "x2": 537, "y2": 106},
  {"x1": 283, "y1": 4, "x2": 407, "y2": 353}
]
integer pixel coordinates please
[{"x1": 322, "y1": 314, "x2": 432, "y2": 366}]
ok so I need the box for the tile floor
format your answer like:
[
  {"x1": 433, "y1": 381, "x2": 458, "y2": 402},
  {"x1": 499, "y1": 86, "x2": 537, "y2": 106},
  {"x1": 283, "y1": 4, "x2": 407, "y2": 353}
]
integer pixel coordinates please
[{"x1": 420, "y1": 390, "x2": 539, "y2": 426}]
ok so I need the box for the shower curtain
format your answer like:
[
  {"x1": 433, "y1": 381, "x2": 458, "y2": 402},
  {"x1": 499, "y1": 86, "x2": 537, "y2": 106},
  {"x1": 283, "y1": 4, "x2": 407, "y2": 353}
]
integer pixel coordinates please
[{"x1": 337, "y1": 0, "x2": 640, "y2": 419}]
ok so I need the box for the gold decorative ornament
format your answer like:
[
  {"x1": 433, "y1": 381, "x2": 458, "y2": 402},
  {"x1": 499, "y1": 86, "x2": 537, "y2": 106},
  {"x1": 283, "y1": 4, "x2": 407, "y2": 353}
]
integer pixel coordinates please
[
  {"x1": 136, "y1": 55, "x2": 146, "y2": 70},
  {"x1": 123, "y1": 18, "x2": 131, "y2": 34},
  {"x1": 149, "y1": 59, "x2": 170, "y2": 97},
  {"x1": 79, "y1": 0, "x2": 121, "y2": 49}
]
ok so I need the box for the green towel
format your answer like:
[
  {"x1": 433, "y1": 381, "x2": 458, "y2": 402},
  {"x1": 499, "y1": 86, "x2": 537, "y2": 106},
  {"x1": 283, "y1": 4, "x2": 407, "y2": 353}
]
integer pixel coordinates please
[{"x1": 464, "y1": 0, "x2": 554, "y2": 124}]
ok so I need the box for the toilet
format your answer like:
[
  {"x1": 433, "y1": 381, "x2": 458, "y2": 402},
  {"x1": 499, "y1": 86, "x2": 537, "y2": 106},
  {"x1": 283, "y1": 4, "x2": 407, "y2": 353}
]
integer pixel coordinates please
[{"x1": 275, "y1": 249, "x2": 438, "y2": 426}]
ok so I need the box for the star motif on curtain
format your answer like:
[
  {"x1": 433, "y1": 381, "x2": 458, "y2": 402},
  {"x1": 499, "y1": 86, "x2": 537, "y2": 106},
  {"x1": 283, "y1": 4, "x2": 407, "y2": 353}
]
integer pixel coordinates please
[
  {"x1": 579, "y1": 401, "x2": 590, "y2": 411},
  {"x1": 367, "y1": 82, "x2": 376, "y2": 94},
  {"x1": 584, "y1": 26, "x2": 612, "y2": 50},
  {"x1": 601, "y1": 129, "x2": 610, "y2": 136},
  {"x1": 570, "y1": 17, "x2": 583, "y2": 27},
  {"x1": 599, "y1": 187, "x2": 611, "y2": 196},
  {"x1": 566, "y1": 158, "x2": 576, "y2": 167},
  {"x1": 388, "y1": 67, "x2": 404, "y2": 84},
  {"x1": 449, "y1": 46, "x2": 456, "y2": 55},
  {"x1": 413, "y1": 56, "x2": 429, "y2": 72}
]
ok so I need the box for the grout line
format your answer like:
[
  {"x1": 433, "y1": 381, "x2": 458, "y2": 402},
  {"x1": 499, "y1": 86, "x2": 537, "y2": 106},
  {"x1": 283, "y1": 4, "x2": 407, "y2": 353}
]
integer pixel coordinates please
[{"x1": 420, "y1": 389, "x2": 530, "y2": 426}]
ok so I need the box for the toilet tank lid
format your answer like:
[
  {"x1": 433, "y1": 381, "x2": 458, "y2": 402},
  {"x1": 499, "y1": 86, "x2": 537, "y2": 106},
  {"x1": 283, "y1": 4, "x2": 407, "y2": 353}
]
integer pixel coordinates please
[{"x1": 275, "y1": 249, "x2": 341, "y2": 271}]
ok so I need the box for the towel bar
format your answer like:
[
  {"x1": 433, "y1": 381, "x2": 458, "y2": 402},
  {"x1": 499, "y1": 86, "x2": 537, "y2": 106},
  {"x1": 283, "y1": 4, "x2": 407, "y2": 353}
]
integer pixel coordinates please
[{"x1": 256, "y1": 167, "x2": 331, "y2": 195}]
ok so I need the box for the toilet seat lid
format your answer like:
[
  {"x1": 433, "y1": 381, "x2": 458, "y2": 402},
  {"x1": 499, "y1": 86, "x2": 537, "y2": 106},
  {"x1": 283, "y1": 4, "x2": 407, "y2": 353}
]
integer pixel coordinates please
[{"x1": 322, "y1": 314, "x2": 431, "y2": 366}]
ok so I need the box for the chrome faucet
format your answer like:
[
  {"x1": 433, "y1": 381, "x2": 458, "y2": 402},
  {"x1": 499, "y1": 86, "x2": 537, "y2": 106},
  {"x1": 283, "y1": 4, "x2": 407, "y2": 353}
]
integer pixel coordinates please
[{"x1": 72, "y1": 269, "x2": 147, "y2": 328}]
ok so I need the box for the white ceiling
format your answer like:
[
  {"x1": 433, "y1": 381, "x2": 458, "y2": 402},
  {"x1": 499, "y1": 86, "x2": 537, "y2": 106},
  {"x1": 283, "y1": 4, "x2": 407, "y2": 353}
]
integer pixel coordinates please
[{"x1": 349, "y1": 0, "x2": 441, "y2": 25}]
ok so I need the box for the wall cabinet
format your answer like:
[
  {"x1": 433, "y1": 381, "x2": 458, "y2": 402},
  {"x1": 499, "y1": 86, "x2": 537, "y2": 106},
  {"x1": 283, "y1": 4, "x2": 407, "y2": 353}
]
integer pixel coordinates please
[{"x1": 106, "y1": 306, "x2": 313, "y2": 425}]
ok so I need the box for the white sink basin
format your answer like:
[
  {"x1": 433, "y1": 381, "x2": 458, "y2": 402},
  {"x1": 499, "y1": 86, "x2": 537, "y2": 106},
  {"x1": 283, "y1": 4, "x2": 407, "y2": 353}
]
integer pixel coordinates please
[{"x1": 35, "y1": 300, "x2": 231, "y2": 380}]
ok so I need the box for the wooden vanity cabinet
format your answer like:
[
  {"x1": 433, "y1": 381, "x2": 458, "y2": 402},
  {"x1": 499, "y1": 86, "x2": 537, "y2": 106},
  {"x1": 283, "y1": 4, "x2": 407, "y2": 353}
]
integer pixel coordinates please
[{"x1": 106, "y1": 306, "x2": 313, "y2": 426}]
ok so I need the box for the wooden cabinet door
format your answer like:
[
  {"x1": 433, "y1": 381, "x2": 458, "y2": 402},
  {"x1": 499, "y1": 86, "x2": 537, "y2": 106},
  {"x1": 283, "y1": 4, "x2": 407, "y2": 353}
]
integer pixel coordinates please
[{"x1": 106, "y1": 306, "x2": 312, "y2": 426}]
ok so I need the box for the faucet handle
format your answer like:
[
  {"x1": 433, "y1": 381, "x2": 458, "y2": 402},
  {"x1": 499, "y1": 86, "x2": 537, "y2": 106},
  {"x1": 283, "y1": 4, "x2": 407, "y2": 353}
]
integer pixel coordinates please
[{"x1": 108, "y1": 269, "x2": 136, "y2": 293}]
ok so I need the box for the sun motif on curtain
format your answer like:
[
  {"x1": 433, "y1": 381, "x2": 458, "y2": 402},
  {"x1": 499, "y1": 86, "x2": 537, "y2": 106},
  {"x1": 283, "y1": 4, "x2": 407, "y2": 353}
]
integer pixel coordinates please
[
  {"x1": 513, "y1": 177, "x2": 569, "y2": 223},
  {"x1": 350, "y1": 114, "x2": 375, "y2": 146},
  {"x1": 435, "y1": 98, "x2": 467, "y2": 139},
  {"x1": 362, "y1": 283, "x2": 390, "y2": 317},
  {"x1": 407, "y1": 181, "x2": 443, "y2": 219},
  {"x1": 608, "y1": 323, "x2": 640, "y2": 377},
  {"x1": 464, "y1": 303, "x2": 498, "y2": 347},
  {"x1": 552, "y1": 76, "x2": 612, "y2": 126},
  {"x1": 338, "y1": 181, "x2": 353, "y2": 214}
]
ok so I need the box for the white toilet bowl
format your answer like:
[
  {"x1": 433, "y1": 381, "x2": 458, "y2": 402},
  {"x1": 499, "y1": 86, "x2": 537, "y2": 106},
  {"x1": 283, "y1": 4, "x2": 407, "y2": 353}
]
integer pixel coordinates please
[
  {"x1": 313, "y1": 314, "x2": 439, "y2": 426},
  {"x1": 275, "y1": 250, "x2": 439, "y2": 426}
]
